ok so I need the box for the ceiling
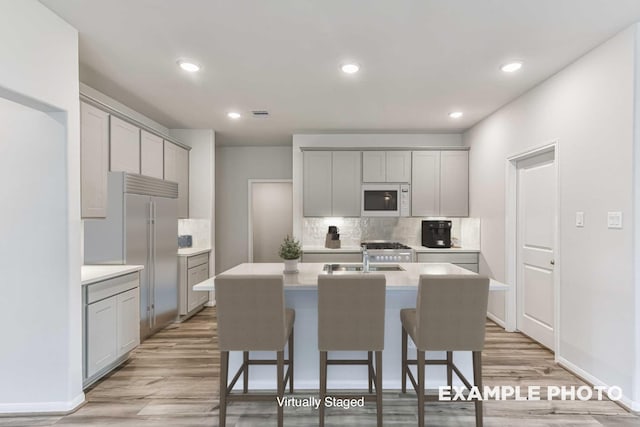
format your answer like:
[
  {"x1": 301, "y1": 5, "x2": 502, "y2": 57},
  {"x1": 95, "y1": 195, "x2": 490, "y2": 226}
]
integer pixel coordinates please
[{"x1": 41, "y1": 0, "x2": 640, "y2": 146}]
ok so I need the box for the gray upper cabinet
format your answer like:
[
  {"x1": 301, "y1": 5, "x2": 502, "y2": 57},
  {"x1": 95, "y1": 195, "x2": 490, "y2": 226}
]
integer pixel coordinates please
[
  {"x1": 303, "y1": 151, "x2": 361, "y2": 217},
  {"x1": 386, "y1": 151, "x2": 411, "y2": 182},
  {"x1": 303, "y1": 151, "x2": 332, "y2": 217},
  {"x1": 363, "y1": 150, "x2": 411, "y2": 182},
  {"x1": 164, "y1": 141, "x2": 189, "y2": 218},
  {"x1": 80, "y1": 102, "x2": 109, "y2": 218},
  {"x1": 412, "y1": 151, "x2": 441, "y2": 216},
  {"x1": 331, "y1": 151, "x2": 361, "y2": 216},
  {"x1": 362, "y1": 151, "x2": 386, "y2": 182},
  {"x1": 109, "y1": 116, "x2": 140, "y2": 174},
  {"x1": 412, "y1": 150, "x2": 469, "y2": 217},
  {"x1": 440, "y1": 151, "x2": 469, "y2": 216},
  {"x1": 140, "y1": 130, "x2": 164, "y2": 179}
]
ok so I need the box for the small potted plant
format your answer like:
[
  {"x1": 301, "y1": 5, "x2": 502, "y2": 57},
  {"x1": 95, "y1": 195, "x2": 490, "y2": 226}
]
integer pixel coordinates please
[{"x1": 279, "y1": 235, "x2": 302, "y2": 273}]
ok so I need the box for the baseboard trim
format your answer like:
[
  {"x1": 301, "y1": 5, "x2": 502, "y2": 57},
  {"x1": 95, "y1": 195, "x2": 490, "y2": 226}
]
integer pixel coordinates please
[
  {"x1": 487, "y1": 312, "x2": 506, "y2": 328},
  {"x1": 556, "y1": 356, "x2": 639, "y2": 412},
  {"x1": 0, "y1": 392, "x2": 85, "y2": 416}
]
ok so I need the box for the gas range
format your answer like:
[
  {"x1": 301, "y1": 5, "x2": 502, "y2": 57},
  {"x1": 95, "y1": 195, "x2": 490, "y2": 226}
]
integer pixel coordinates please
[{"x1": 361, "y1": 241, "x2": 415, "y2": 262}]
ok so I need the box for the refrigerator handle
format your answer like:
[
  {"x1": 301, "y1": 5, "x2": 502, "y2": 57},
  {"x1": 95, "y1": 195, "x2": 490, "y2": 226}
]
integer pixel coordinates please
[{"x1": 148, "y1": 200, "x2": 154, "y2": 330}]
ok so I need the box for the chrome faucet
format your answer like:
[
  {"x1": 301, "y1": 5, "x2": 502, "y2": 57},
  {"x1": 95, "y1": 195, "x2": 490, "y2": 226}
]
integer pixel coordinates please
[{"x1": 362, "y1": 244, "x2": 370, "y2": 273}]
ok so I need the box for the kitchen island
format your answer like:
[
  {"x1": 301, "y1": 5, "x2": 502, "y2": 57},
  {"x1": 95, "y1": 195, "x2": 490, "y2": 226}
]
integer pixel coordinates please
[{"x1": 195, "y1": 262, "x2": 507, "y2": 390}]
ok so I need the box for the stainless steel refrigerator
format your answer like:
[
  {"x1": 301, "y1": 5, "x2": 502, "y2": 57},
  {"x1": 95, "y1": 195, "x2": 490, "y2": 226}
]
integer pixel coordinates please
[{"x1": 84, "y1": 172, "x2": 179, "y2": 340}]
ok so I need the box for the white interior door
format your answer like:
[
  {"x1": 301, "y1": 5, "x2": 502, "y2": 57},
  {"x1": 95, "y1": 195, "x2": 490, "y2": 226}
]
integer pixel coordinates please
[
  {"x1": 250, "y1": 181, "x2": 293, "y2": 262},
  {"x1": 516, "y1": 150, "x2": 556, "y2": 350}
]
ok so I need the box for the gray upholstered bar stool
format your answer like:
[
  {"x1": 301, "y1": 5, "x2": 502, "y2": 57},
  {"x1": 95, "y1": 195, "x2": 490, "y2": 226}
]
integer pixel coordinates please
[
  {"x1": 317, "y1": 274, "x2": 386, "y2": 427},
  {"x1": 216, "y1": 274, "x2": 295, "y2": 427},
  {"x1": 400, "y1": 274, "x2": 490, "y2": 427}
]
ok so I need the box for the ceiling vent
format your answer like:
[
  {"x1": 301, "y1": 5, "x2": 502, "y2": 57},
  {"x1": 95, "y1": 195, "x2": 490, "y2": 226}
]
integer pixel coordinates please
[{"x1": 251, "y1": 110, "x2": 269, "y2": 118}]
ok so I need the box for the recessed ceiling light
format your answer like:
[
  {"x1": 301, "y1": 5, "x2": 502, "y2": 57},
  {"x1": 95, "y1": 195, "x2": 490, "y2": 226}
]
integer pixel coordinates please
[
  {"x1": 177, "y1": 59, "x2": 200, "y2": 72},
  {"x1": 449, "y1": 111, "x2": 463, "y2": 119},
  {"x1": 227, "y1": 112, "x2": 241, "y2": 119},
  {"x1": 341, "y1": 63, "x2": 360, "y2": 74},
  {"x1": 501, "y1": 61, "x2": 523, "y2": 73}
]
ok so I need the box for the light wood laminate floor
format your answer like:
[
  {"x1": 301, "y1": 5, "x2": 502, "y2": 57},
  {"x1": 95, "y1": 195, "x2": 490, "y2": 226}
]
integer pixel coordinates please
[{"x1": 1, "y1": 307, "x2": 637, "y2": 426}]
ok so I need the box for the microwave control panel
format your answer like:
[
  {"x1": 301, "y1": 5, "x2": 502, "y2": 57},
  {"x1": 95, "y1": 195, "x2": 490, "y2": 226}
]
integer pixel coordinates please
[{"x1": 400, "y1": 184, "x2": 411, "y2": 217}]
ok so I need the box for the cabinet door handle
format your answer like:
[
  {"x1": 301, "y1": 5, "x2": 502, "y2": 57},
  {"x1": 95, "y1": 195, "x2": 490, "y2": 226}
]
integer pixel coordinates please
[{"x1": 550, "y1": 260, "x2": 555, "y2": 265}]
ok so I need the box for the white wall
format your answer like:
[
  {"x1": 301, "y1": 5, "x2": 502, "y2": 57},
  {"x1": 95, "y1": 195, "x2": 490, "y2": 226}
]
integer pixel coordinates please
[
  {"x1": 464, "y1": 26, "x2": 637, "y2": 409},
  {"x1": 292, "y1": 133, "x2": 463, "y2": 239},
  {"x1": 634, "y1": 23, "x2": 640, "y2": 411},
  {"x1": 0, "y1": 0, "x2": 83, "y2": 413},
  {"x1": 215, "y1": 146, "x2": 293, "y2": 273},
  {"x1": 171, "y1": 129, "x2": 216, "y2": 303}
]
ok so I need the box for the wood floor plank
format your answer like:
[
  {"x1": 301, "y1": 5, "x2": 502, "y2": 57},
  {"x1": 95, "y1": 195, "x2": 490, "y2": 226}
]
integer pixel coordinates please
[{"x1": 0, "y1": 308, "x2": 636, "y2": 426}]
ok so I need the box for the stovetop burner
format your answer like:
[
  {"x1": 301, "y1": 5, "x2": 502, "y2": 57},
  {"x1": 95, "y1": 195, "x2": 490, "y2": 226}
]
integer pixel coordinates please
[{"x1": 361, "y1": 241, "x2": 412, "y2": 250}]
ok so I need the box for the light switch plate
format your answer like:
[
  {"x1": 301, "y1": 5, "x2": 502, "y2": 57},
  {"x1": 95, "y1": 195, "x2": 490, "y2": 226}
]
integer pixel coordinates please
[
  {"x1": 575, "y1": 212, "x2": 584, "y2": 227},
  {"x1": 607, "y1": 212, "x2": 623, "y2": 229}
]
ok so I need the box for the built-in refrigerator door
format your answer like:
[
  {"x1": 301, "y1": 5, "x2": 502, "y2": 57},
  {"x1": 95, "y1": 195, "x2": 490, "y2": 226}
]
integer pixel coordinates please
[
  {"x1": 151, "y1": 196, "x2": 179, "y2": 330},
  {"x1": 125, "y1": 193, "x2": 152, "y2": 340}
]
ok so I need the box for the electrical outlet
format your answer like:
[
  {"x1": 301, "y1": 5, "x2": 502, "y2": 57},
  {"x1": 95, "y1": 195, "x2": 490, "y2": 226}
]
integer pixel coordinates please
[
  {"x1": 607, "y1": 212, "x2": 622, "y2": 229},
  {"x1": 575, "y1": 212, "x2": 584, "y2": 227}
]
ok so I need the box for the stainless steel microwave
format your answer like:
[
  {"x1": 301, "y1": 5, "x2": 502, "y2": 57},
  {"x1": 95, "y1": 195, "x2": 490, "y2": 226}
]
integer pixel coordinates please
[{"x1": 361, "y1": 183, "x2": 411, "y2": 217}]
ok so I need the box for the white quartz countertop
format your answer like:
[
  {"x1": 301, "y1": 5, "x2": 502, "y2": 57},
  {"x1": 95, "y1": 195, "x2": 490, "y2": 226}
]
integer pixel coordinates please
[
  {"x1": 303, "y1": 246, "x2": 480, "y2": 253},
  {"x1": 178, "y1": 247, "x2": 211, "y2": 257},
  {"x1": 302, "y1": 246, "x2": 363, "y2": 253},
  {"x1": 81, "y1": 265, "x2": 144, "y2": 286},
  {"x1": 410, "y1": 246, "x2": 480, "y2": 253},
  {"x1": 193, "y1": 262, "x2": 508, "y2": 292}
]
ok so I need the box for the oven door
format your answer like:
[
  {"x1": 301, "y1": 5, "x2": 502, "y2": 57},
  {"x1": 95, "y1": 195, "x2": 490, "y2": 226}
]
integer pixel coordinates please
[{"x1": 361, "y1": 184, "x2": 400, "y2": 217}]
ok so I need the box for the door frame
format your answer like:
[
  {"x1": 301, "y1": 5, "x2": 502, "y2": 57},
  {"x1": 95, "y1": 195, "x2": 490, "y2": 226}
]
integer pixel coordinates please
[
  {"x1": 247, "y1": 179, "x2": 293, "y2": 263},
  {"x1": 505, "y1": 141, "x2": 561, "y2": 355}
]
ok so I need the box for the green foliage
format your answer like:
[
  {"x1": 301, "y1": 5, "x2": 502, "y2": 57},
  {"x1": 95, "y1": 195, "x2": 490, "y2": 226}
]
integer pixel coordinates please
[{"x1": 278, "y1": 235, "x2": 302, "y2": 260}]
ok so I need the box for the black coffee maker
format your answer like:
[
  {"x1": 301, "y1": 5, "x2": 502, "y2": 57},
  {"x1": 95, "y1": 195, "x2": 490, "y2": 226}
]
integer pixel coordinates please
[{"x1": 422, "y1": 220, "x2": 452, "y2": 248}]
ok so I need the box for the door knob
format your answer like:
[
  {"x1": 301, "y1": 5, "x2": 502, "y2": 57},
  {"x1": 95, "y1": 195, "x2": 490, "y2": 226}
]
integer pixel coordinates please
[{"x1": 550, "y1": 260, "x2": 555, "y2": 265}]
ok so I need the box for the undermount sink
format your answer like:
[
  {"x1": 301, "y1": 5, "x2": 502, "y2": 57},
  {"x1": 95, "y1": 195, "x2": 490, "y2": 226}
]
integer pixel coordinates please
[{"x1": 323, "y1": 263, "x2": 405, "y2": 272}]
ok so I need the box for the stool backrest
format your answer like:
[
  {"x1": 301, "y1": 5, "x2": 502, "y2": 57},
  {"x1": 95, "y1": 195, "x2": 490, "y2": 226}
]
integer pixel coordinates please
[
  {"x1": 318, "y1": 274, "x2": 386, "y2": 351},
  {"x1": 415, "y1": 274, "x2": 490, "y2": 351},
  {"x1": 216, "y1": 274, "x2": 287, "y2": 351}
]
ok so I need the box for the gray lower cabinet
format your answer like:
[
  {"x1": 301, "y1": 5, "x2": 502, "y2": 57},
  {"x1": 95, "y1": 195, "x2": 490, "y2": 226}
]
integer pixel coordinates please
[
  {"x1": 416, "y1": 252, "x2": 479, "y2": 273},
  {"x1": 301, "y1": 251, "x2": 363, "y2": 263},
  {"x1": 179, "y1": 252, "x2": 210, "y2": 318},
  {"x1": 84, "y1": 272, "x2": 140, "y2": 387}
]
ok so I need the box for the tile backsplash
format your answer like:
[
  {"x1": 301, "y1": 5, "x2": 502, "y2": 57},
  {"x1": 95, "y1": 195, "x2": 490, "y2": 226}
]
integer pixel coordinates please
[
  {"x1": 303, "y1": 217, "x2": 480, "y2": 249},
  {"x1": 178, "y1": 219, "x2": 211, "y2": 248}
]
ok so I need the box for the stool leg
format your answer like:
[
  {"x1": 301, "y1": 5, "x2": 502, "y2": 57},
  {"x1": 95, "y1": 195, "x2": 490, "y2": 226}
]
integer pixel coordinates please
[
  {"x1": 219, "y1": 351, "x2": 229, "y2": 427},
  {"x1": 277, "y1": 350, "x2": 284, "y2": 427},
  {"x1": 288, "y1": 327, "x2": 294, "y2": 393},
  {"x1": 473, "y1": 351, "x2": 483, "y2": 427},
  {"x1": 447, "y1": 351, "x2": 453, "y2": 387},
  {"x1": 417, "y1": 350, "x2": 425, "y2": 427},
  {"x1": 368, "y1": 351, "x2": 373, "y2": 393},
  {"x1": 319, "y1": 351, "x2": 327, "y2": 427},
  {"x1": 401, "y1": 326, "x2": 407, "y2": 393},
  {"x1": 243, "y1": 351, "x2": 249, "y2": 393},
  {"x1": 375, "y1": 350, "x2": 383, "y2": 427}
]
